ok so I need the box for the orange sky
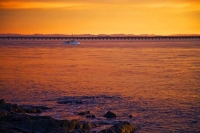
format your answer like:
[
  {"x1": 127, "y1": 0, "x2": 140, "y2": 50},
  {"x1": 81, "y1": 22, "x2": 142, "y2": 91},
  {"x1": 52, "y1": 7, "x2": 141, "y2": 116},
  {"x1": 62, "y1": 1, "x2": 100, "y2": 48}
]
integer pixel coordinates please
[{"x1": 0, "y1": 0, "x2": 199, "y2": 35}]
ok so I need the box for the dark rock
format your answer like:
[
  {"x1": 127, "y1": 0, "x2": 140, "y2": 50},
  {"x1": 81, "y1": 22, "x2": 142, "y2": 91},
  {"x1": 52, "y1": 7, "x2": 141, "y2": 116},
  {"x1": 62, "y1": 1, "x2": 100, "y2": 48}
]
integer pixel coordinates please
[
  {"x1": 103, "y1": 111, "x2": 117, "y2": 118},
  {"x1": 0, "y1": 113, "x2": 98, "y2": 133},
  {"x1": 58, "y1": 119, "x2": 79, "y2": 131},
  {"x1": 71, "y1": 129, "x2": 85, "y2": 133},
  {"x1": 48, "y1": 130, "x2": 70, "y2": 133},
  {"x1": 66, "y1": 120, "x2": 79, "y2": 130},
  {"x1": 75, "y1": 101, "x2": 83, "y2": 104},
  {"x1": 36, "y1": 106, "x2": 51, "y2": 110},
  {"x1": 76, "y1": 121, "x2": 98, "y2": 131},
  {"x1": 60, "y1": 119, "x2": 98, "y2": 132},
  {"x1": 129, "y1": 115, "x2": 133, "y2": 118},
  {"x1": 91, "y1": 115, "x2": 96, "y2": 118},
  {"x1": 86, "y1": 114, "x2": 96, "y2": 118},
  {"x1": 20, "y1": 105, "x2": 51, "y2": 110},
  {"x1": 101, "y1": 121, "x2": 136, "y2": 133},
  {"x1": 24, "y1": 108, "x2": 42, "y2": 113},
  {"x1": 0, "y1": 100, "x2": 50, "y2": 114},
  {"x1": 97, "y1": 121, "x2": 110, "y2": 125},
  {"x1": 0, "y1": 109, "x2": 8, "y2": 117},
  {"x1": 0, "y1": 99, "x2": 6, "y2": 105},
  {"x1": 19, "y1": 105, "x2": 51, "y2": 114},
  {"x1": 0, "y1": 114, "x2": 34, "y2": 132},
  {"x1": 78, "y1": 111, "x2": 90, "y2": 115},
  {"x1": 57, "y1": 100, "x2": 83, "y2": 104},
  {"x1": 0, "y1": 103, "x2": 23, "y2": 113},
  {"x1": 30, "y1": 115, "x2": 67, "y2": 132},
  {"x1": 0, "y1": 100, "x2": 104, "y2": 133}
]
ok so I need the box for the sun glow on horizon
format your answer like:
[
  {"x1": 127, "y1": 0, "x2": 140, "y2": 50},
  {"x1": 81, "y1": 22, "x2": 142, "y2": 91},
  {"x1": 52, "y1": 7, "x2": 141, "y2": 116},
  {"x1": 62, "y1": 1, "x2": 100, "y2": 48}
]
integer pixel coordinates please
[{"x1": 0, "y1": 0, "x2": 199, "y2": 35}]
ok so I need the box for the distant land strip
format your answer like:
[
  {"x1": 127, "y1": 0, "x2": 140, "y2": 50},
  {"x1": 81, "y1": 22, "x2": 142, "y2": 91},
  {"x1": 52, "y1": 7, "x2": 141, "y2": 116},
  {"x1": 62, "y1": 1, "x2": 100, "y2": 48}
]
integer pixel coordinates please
[{"x1": 0, "y1": 35, "x2": 200, "y2": 40}]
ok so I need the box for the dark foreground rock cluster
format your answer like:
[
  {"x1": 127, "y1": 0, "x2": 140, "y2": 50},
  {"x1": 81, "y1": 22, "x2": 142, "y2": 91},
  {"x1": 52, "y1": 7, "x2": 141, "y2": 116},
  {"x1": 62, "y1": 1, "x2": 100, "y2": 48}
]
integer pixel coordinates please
[{"x1": 0, "y1": 99, "x2": 136, "y2": 133}]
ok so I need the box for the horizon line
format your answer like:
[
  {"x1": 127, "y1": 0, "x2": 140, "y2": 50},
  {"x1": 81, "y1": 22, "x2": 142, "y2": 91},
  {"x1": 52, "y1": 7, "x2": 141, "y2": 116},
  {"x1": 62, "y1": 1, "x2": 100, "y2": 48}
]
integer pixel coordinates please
[{"x1": 0, "y1": 33, "x2": 200, "y2": 36}]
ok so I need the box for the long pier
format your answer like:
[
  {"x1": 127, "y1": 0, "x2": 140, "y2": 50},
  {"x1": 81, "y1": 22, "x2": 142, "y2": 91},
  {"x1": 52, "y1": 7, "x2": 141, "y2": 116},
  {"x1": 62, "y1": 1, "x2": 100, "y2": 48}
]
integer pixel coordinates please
[{"x1": 0, "y1": 36, "x2": 200, "y2": 40}]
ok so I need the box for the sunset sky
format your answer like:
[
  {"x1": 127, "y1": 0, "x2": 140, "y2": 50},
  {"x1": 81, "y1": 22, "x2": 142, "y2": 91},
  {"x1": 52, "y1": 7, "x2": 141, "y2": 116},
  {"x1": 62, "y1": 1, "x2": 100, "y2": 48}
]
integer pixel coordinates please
[{"x1": 0, "y1": 0, "x2": 199, "y2": 35}]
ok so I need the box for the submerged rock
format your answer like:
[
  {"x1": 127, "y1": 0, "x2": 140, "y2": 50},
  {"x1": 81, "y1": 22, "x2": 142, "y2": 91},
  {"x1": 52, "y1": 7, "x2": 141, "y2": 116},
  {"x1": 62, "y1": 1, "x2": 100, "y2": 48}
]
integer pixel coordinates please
[
  {"x1": 19, "y1": 105, "x2": 51, "y2": 114},
  {"x1": 0, "y1": 99, "x2": 6, "y2": 105},
  {"x1": 57, "y1": 99, "x2": 83, "y2": 104},
  {"x1": 103, "y1": 111, "x2": 117, "y2": 118},
  {"x1": 78, "y1": 111, "x2": 90, "y2": 115},
  {"x1": 101, "y1": 121, "x2": 136, "y2": 133},
  {"x1": 129, "y1": 115, "x2": 133, "y2": 118},
  {"x1": 86, "y1": 114, "x2": 96, "y2": 118}
]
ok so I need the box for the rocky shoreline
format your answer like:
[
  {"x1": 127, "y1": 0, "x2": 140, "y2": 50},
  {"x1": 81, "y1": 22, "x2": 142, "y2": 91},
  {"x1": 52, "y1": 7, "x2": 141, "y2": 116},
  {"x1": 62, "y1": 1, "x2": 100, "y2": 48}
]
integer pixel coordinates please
[{"x1": 0, "y1": 99, "x2": 136, "y2": 133}]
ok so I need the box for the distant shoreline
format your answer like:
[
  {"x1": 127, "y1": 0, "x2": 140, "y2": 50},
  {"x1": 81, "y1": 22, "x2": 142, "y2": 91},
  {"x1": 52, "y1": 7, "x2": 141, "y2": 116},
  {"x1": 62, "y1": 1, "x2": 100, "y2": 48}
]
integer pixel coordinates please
[{"x1": 0, "y1": 35, "x2": 200, "y2": 40}]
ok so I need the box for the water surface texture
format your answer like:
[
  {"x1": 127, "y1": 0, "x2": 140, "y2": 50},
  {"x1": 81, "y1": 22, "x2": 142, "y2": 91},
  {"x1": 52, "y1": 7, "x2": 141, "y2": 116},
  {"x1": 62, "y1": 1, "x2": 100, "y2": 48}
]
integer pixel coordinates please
[{"x1": 0, "y1": 40, "x2": 200, "y2": 132}]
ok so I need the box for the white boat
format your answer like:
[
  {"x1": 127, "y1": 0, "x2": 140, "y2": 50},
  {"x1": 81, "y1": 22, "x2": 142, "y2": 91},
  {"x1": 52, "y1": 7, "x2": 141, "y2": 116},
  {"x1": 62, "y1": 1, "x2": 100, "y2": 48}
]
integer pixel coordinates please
[{"x1": 63, "y1": 39, "x2": 80, "y2": 45}]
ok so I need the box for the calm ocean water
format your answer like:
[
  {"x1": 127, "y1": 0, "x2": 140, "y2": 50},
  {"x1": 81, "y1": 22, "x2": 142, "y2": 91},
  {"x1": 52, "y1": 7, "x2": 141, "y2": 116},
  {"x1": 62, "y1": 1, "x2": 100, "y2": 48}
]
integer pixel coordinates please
[{"x1": 0, "y1": 39, "x2": 200, "y2": 132}]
